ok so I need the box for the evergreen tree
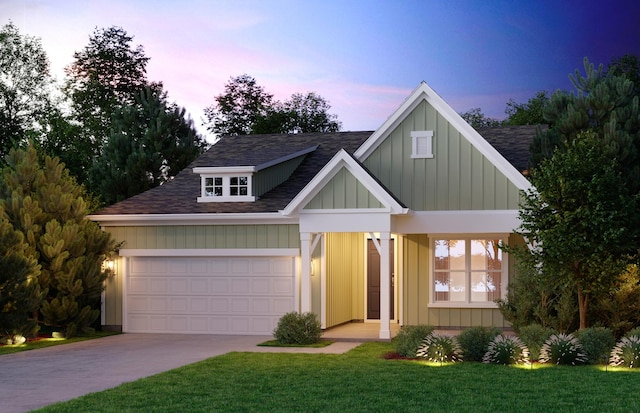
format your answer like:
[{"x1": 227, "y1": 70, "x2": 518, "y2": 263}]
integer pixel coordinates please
[
  {"x1": 0, "y1": 208, "x2": 43, "y2": 342},
  {"x1": 0, "y1": 146, "x2": 116, "y2": 337},
  {"x1": 89, "y1": 86, "x2": 207, "y2": 205}
]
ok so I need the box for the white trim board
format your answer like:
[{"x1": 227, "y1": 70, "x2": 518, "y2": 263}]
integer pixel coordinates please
[{"x1": 118, "y1": 248, "x2": 300, "y2": 257}]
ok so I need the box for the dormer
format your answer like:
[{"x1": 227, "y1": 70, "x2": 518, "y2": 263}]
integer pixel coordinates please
[
  {"x1": 194, "y1": 144, "x2": 318, "y2": 203},
  {"x1": 194, "y1": 166, "x2": 256, "y2": 202}
]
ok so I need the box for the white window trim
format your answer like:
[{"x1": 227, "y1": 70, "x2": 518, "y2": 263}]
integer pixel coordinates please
[
  {"x1": 410, "y1": 130, "x2": 434, "y2": 159},
  {"x1": 197, "y1": 173, "x2": 256, "y2": 202},
  {"x1": 428, "y1": 234, "x2": 508, "y2": 309}
]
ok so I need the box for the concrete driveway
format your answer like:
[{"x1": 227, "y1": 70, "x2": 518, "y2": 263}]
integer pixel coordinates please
[{"x1": 0, "y1": 333, "x2": 360, "y2": 413}]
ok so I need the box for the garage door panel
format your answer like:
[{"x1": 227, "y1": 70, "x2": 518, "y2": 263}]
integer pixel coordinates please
[{"x1": 126, "y1": 256, "x2": 295, "y2": 334}]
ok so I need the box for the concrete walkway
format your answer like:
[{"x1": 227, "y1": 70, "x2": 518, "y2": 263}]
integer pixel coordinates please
[{"x1": 0, "y1": 333, "x2": 362, "y2": 413}]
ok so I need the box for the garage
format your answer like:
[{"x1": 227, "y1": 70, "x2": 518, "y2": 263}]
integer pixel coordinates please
[{"x1": 124, "y1": 256, "x2": 296, "y2": 335}]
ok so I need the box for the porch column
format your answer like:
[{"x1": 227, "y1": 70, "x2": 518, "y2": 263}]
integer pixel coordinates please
[
  {"x1": 300, "y1": 232, "x2": 312, "y2": 313},
  {"x1": 379, "y1": 232, "x2": 391, "y2": 340}
]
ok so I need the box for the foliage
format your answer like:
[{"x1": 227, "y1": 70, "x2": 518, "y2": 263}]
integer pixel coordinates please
[
  {"x1": 588, "y1": 265, "x2": 640, "y2": 338},
  {"x1": 482, "y1": 335, "x2": 529, "y2": 365},
  {"x1": 627, "y1": 327, "x2": 640, "y2": 339},
  {"x1": 575, "y1": 327, "x2": 615, "y2": 364},
  {"x1": 607, "y1": 54, "x2": 640, "y2": 95},
  {"x1": 503, "y1": 90, "x2": 549, "y2": 125},
  {"x1": 416, "y1": 333, "x2": 462, "y2": 363},
  {"x1": 88, "y1": 86, "x2": 207, "y2": 205},
  {"x1": 609, "y1": 336, "x2": 640, "y2": 368},
  {"x1": 0, "y1": 21, "x2": 54, "y2": 163},
  {"x1": 63, "y1": 26, "x2": 152, "y2": 183},
  {"x1": 459, "y1": 107, "x2": 500, "y2": 129},
  {"x1": 539, "y1": 333, "x2": 587, "y2": 365},
  {"x1": 456, "y1": 326, "x2": 501, "y2": 361},
  {"x1": 517, "y1": 129, "x2": 639, "y2": 329},
  {"x1": 517, "y1": 324, "x2": 556, "y2": 361},
  {"x1": 392, "y1": 324, "x2": 434, "y2": 357},
  {"x1": 0, "y1": 209, "x2": 44, "y2": 341},
  {"x1": 273, "y1": 312, "x2": 322, "y2": 345},
  {"x1": 204, "y1": 74, "x2": 341, "y2": 137},
  {"x1": 0, "y1": 146, "x2": 116, "y2": 337}
]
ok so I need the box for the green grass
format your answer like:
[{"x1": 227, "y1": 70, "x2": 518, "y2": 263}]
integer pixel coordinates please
[
  {"x1": 0, "y1": 331, "x2": 119, "y2": 355},
  {"x1": 257, "y1": 339, "x2": 334, "y2": 347},
  {"x1": 35, "y1": 342, "x2": 640, "y2": 413}
]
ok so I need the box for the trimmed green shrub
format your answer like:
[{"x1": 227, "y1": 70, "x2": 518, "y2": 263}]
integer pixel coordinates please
[
  {"x1": 610, "y1": 336, "x2": 640, "y2": 368},
  {"x1": 626, "y1": 327, "x2": 640, "y2": 339},
  {"x1": 482, "y1": 335, "x2": 529, "y2": 365},
  {"x1": 576, "y1": 327, "x2": 615, "y2": 364},
  {"x1": 393, "y1": 325, "x2": 435, "y2": 358},
  {"x1": 456, "y1": 326, "x2": 501, "y2": 361},
  {"x1": 518, "y1": 324, "x2": 555, "y2": 361},
  {"x1": 273, "y1": 312, "x2": 321, "y2": 345},
  {"x1": 539, "y1": 333, "x2": 587, "y2": 365},
  {"x1": 416, "y1": 333, "x2": 462, "y2": 363}
]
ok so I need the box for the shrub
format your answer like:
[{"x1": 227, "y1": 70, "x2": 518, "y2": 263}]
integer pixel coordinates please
[
  {"x1": 626, "y1": 327, "x2": 640, "y2": 339},
  {"x1": 539, "y1": 333, "x2": 587, "y2": 365},
  {"x1": 609, "y1": 336, "x2": 640, "y2": 368},
  {"x1": 416, "y1": 333, "x2": 462, "y2": 363},
  {"x1": 575, "y1": 327, "x2": 615, "y2": 364},
  {"x1": 457, "y1": 326, "x2": 501, "y2": 361},
  {"x1": 393, "y1": 325, "x2": 435, "y2": 358},
  {"x1": 482, "y1": 335, "x2": 529, "y2": 365},
  {"x1": 273, "y1": 312, "x2": 321, "y2": 345},
  {"x1": 518, "y1": 324, "x2": 555, "y2": 361}
]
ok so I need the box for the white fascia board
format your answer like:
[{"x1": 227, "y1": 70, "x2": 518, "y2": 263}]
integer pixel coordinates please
[
  {"x1": 393, "y1": 210, "x2": 521, "y2": 234},
  {"x1": 281, "y1": 149, "x2": 406, "y2": 216},
  {"x1": 298, "y1": 212, "x2": 394, "y2": 233},
  {"x1": 88, "y1": 213, "x2": 299, "y2": 227},
  {"x1": 254, "y1": 145, "x2": 318, "y2": 171},
  {"x1": 192, "y1": 166, "x2": 256, "y2": 174},
  {"x1": 119, "y1": 248, "x2": 300, "y2": 257},
  {"x1": 354, "y1": 82, "x2": 532, "y2": 191}
]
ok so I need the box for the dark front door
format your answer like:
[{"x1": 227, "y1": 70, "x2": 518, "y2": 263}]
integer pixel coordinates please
[{"x1": 367, "y1": 239, "x2": 395, "y2": 320}]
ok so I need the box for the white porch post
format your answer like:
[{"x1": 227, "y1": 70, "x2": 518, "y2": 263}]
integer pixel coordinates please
[
  {"x1": 379, "y1": 232, "x2": 391, "y2": 339},
  {"x1": 300, "y1": 232, "x2": 312, "y2": 313}
]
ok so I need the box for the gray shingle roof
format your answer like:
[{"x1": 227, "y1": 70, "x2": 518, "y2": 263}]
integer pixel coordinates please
[
  {"x1": 94, "y1": 131, "x2": 373, "y2": 215},
  {"x1": 478, "y1": 125, "x2": 546, "y2": 174}
]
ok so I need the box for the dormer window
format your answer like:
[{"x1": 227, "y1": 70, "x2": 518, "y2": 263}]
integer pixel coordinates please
[
  {"x1": 194, "y1": 167, "x2": 256, "y2": 202},
  {"x1": 411, "y1": 130, "x2": 434, "y2": 158}
]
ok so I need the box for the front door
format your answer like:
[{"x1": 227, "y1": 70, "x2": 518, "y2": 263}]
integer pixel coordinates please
[{"x1": 366, "y1": 239, "x2": 394, "y2": 320}]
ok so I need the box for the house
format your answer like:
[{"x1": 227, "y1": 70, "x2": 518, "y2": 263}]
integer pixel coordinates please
[{"x1": 90, "y1": 82, "x2": 535, "y2": 339}]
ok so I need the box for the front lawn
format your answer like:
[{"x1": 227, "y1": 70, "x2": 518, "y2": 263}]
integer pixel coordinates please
[{"x1": 36, "y1": 342, "x2": 640, "y2": 412}]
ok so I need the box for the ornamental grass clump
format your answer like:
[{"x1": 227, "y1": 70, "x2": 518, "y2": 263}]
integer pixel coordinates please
[
  {"x1": 393, "y1": 325, "x2": 435, "y2": 358},
  {"x1": 273, "y1": 312, "x2": 321, "y2": 345},
  {"x1": 609, "y1": 336, "x2": 640, "y2": 368},
  {"x1": 539, "y1": 333, "x2": 587, "y2": 365},
  {"x1": 416, "y1": 333, "x2": 462, "y2": 363},
  {"x1": 457, "y1": 326, "x2": 501, "y2": 362},
  {"x1": 482, "y1": 335, "x2": 529, "y2": 365}
]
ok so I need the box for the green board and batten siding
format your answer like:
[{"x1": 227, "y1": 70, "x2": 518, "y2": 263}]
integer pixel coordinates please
[
  {"x1": 104, "y1": 224, "x2": 300, "y2": 249},
  {"x1": 254, "y1": 155, "x2": 306, "y2": 197},
  {"x1": 304, "y1": 168, "x2": 384, "y2": 210},
  {"x1": 362, "y1": 100, "x2": 521, "y2": 211}
]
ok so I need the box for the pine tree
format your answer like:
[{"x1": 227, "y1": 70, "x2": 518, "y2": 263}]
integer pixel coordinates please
[
  {"x1": 0, "y1": 208, "x2": 43, "y2": 342},
  {"x1": 0, "y1": 146, "x2": 116, "y2": 337}
]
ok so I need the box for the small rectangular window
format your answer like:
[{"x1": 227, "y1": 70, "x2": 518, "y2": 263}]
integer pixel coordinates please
[
  {"x1": 230, "y1": 176, "x2": 248, "y2": 196},
  {"x1": 204, "y1": 177, "x2": 223, "y2": 196}
]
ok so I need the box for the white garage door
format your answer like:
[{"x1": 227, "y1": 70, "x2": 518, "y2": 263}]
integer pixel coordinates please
[{"x1": 125, "y1": 256, "x2": 295, "y2": 335}]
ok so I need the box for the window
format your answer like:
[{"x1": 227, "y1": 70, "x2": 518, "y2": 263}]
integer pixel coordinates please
[
  {"x1": 411, "y1": 130, "x2": 434, "y2": 158},
  {"x1": 432, "y1": 238, "x2": 505, "y2": 306},
  {"x1": 204, "y1": 177, "x2": 223, "y2": 196},
  {"x1": 197, "y1": 174, "x2": 255, "y2": 202}
]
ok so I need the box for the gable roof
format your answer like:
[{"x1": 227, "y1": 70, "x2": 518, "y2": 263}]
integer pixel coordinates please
[
  {"x1": 282, "y1": 149, "x2": 408, "y2": 216},
  {"x1": 355, "y1": 81, "x2": 532, "y2": 191},
  {"x1": 92, "y1": 131, "x2": 372, "y2": 216}
]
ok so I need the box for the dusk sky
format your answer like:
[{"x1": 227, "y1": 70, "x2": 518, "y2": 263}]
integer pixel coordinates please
[{"x1": 4, "y1": 0, "x2": 640, "y2": 141}]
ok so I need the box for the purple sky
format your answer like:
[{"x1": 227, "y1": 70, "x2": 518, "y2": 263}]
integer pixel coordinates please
[{"x1": 4, "y1": 0, "x2": 640, "y2": 141}]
